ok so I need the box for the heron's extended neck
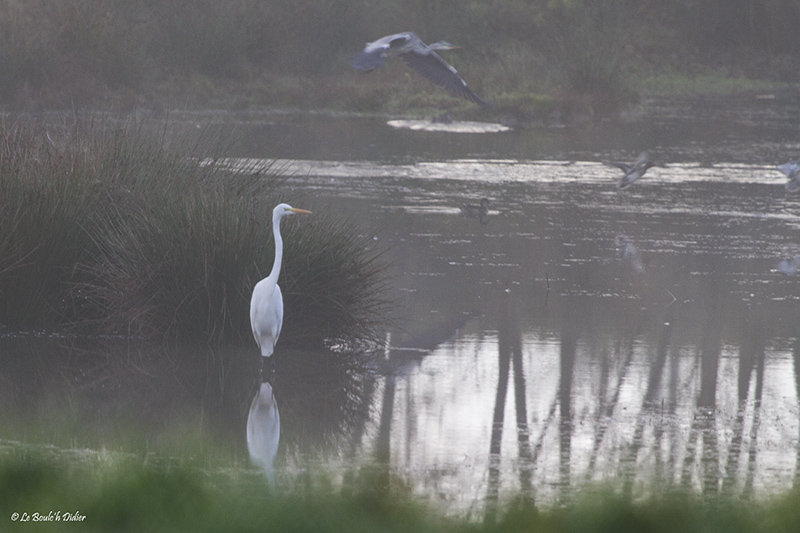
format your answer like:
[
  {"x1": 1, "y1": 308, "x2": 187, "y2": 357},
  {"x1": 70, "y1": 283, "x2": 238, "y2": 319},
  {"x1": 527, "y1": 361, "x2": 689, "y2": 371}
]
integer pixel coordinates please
[{"x1": 267, "y1": 212, "x2": 284, "y2": 286}]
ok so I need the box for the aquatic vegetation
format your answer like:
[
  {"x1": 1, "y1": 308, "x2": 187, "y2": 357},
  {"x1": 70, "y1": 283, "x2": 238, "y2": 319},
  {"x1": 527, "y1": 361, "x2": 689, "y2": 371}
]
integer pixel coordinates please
[
  {"x1": 544, "y1": 0, "x2": 630, "y2": 115},
  {"x1": 0, "y1": 119, "x2": 388, "y2": 346},
  {"x1": 0, "y1": 120, "x2": 101, "y2": 329}
]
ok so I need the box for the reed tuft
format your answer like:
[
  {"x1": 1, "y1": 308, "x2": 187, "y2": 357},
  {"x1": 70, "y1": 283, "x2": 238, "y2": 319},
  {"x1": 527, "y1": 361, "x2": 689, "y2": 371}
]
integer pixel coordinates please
[{"x1": 0, "y1": 118, "x2": 388, "y2": 348}]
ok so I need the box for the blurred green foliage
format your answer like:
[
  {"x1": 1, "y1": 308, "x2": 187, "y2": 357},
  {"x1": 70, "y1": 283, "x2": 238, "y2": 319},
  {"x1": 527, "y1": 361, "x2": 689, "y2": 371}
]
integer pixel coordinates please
[{"x1": 3, "y1": 441, "x2": 800, "y2": 532}]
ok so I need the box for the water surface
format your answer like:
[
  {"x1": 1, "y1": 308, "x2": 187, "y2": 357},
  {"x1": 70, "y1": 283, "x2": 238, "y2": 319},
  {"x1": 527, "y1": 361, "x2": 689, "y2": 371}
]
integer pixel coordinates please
[{"x1": 4, "y1": 95, "x2": 800, "y2": 515}]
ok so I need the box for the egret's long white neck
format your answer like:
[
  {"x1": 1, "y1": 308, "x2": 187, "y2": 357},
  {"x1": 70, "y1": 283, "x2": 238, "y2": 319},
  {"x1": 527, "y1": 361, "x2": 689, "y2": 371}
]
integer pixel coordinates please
[{"x1": 266, "y1": 210, "x2": 284, "y2": 286}]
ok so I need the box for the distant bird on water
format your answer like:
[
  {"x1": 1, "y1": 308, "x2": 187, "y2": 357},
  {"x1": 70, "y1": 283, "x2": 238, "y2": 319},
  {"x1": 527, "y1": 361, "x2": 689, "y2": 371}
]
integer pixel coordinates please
[
  {"x1": 777, "y1": 160, "x2": 800, "y2": 193},
  {"x1": 606, "y1": 152, "x2": 655, "y2": 189},
  {"x1": 460, "y1": 198, "x2": 491, "y2": 217},
  {"x1": 350, "y1": 32, "x2": 490, "y2": 106},
  {"x1": 460, "y1": 198, "x2": 491, "y2": 225}
]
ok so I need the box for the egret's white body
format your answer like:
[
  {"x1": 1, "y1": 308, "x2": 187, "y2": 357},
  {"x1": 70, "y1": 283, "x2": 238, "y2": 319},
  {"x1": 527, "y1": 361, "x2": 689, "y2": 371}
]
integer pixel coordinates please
[
  {"x1": 250, "y1": 203, "x2": 311, "y2": 358},
  {"x1": 246, "y1": 381, "x2": 281, "y2": 485}
]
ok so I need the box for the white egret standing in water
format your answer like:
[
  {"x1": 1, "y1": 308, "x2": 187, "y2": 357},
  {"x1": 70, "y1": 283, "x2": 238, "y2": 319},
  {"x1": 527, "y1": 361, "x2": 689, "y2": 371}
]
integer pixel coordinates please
[
  {"x1": 250, "y1": 204, "x2": 311, "y2": 365},
  {"x1": 350, "y1": 32, "x2": 490, "y2": 106}
]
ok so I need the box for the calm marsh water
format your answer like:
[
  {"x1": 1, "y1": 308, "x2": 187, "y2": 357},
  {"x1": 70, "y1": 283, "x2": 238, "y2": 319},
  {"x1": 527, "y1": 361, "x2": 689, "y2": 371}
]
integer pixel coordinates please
[{"x1": 4, "y1": 93, "x2": 800, "y2": 514}]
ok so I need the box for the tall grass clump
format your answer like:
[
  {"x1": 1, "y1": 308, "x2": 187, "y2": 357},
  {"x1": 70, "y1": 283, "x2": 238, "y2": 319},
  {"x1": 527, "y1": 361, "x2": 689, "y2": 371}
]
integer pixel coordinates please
[
  {"x1": 82, "y1": 152, "x2": 273, "y2": 342},
  {"x1": 545, "y1": 0, "x2": 630, "y2": 114},
  {"x1": 279, "y1": 216, "x2": 389, "y2": 349},
  {"x1": 0, "y1": 118, "x2": 388, "y2": 347},
  {"x1": 0, "y1": 121, "x2": 102, "y2": 329}
]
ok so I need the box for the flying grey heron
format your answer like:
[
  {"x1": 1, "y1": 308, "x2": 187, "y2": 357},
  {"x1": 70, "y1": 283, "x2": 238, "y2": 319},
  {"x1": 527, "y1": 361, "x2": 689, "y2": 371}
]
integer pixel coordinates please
[
  {"x1": 778, "y1": 160, "x2": 800, "y2": 192},
  {"x1": 351, "y1": 32, "x2": 490, "y2": 106},
  {"x1": 606, "y1": 152, "x2": 655, "y2": 189}
]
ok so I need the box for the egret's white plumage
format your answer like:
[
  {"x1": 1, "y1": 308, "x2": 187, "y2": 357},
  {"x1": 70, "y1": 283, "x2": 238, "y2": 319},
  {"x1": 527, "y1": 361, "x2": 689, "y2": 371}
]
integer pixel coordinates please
[{"x1": 250, "y1": 203, "x2": 310, "y2": 358}]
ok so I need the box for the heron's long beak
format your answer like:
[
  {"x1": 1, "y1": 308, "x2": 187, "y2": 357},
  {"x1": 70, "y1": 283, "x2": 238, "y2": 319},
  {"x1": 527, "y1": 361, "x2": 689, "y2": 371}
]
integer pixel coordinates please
[{"x1": 288, "y1": 208, "x2": 312, "y2": 214}]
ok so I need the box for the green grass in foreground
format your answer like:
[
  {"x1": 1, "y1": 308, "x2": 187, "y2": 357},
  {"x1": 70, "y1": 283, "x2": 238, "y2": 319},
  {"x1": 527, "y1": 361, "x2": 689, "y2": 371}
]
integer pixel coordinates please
[{"x1": 2, "y1": 441, "x2": 800, "y2": 532}]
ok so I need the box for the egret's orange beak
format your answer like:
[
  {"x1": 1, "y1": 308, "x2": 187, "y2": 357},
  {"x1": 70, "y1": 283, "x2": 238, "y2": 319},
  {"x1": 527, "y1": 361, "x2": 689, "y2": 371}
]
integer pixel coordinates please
[{"x1": 288, "y1": 208, "x2": 312, "y2": 214}]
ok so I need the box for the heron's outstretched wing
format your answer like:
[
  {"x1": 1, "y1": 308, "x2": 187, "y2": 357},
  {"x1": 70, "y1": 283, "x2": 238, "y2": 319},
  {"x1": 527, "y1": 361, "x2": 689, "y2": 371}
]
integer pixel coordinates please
[
  {"x1": 786, "y1": 177, "x2": 800, "y2": 193},
  {"x1": 633, "y1": 152, "x2": 650, "y2": 167},
  {"x1": 607, "y1": 162, "x2": 634, "y2": 174},
  {"x1": 617, "y1": 172, "x2": 640, "y2": 189},
  {"x1": 400, "y1": 50, "x2": 490, "y2": 105}
]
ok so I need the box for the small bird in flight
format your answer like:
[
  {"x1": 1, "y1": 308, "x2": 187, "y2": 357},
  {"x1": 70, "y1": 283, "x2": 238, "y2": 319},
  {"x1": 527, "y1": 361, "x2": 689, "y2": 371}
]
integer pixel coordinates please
[{"x1": 606, "y1": 152, "x2": 655, "y2": 189}]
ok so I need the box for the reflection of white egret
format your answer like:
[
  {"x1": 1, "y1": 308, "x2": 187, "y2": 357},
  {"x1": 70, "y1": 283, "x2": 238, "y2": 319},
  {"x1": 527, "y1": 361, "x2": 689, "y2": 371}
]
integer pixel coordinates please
[
  {"x1": 247, "y1": 382, "x2": 280, "y2": 485},
  {"x1": 606, "y1": 152, "x2": 655, "y2": 189},
  {"x1": 250, "y1": 204, "x2": 311, "y2": 361},
  {"x1": 778, "y1": 160, "x2": 800, "y2": 193}
]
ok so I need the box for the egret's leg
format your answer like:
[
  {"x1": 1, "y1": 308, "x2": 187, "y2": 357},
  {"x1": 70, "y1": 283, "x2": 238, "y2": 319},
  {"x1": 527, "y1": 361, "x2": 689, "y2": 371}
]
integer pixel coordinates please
[{"x1": 260, "y1": 356, "x2": 276, "y2": 385}]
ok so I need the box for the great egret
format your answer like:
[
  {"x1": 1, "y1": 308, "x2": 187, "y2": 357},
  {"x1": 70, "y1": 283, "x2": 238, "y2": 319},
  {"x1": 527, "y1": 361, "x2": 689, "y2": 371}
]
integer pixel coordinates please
[
  {"x1": 606, "y1": 152, "x2": 655, "y2": 189},
  {"x1": 778, "y1": 160, "x2": 800, "y2": 192},
  {"x1": 250, "y1": 204, "x2": 311, "y2": 363},
  {"x1": 350, "y1": 32, "x2": 490, "y2": 106},
  {"x1": 247, "y1": 381, "x2": 280, "y2": 486}
]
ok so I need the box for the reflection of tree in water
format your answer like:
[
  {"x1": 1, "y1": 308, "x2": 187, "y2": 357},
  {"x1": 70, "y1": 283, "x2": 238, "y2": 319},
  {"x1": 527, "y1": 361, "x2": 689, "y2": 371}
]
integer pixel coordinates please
[
  {"x1": 471, "y1": 227, "x2": 793, "y2": 506},
  {"x1": 621, "y1": 309, "x2": 671, "y2": 496},
  {"x1": 484, "y1": 290, "x2": 538, "y2": 523}
]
